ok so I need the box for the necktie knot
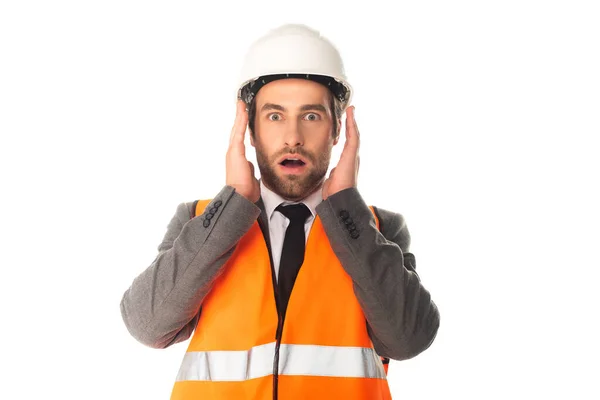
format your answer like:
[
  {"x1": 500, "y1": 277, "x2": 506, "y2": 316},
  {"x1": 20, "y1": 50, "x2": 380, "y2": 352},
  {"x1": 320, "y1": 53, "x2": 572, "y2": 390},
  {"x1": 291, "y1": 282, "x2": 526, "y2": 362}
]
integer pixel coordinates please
[{"x1": 276, "y1": 203, "x2": 311, "y2": 224}]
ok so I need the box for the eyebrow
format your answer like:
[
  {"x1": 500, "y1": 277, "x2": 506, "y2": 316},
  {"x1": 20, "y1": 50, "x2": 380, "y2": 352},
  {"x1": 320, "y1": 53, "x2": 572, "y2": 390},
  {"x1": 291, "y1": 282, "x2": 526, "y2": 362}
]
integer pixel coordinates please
[
  {"x1": 261, "y1": 103, "x2": 285, "y2": 112},
  {"x1": 300, "y1": 104, "x2": 327, "y2": 113},
  {"x1": 260, "y1": 103, "x2": 328, "y2": 113}
]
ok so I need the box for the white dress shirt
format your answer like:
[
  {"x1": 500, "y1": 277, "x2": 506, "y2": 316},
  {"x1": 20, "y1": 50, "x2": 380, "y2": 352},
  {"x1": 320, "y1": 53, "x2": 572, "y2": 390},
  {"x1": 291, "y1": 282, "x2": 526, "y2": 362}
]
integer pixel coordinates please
[{"x1": 259, "y1": 179, "x2": 323, "y2": 282}]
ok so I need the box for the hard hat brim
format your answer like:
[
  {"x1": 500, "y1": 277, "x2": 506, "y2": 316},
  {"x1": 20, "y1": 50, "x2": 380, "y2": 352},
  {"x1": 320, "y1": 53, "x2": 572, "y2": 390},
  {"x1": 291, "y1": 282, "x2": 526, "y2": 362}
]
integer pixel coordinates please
[{"x1": 238, "y1": 73, "x2": 352, "y2": 109}]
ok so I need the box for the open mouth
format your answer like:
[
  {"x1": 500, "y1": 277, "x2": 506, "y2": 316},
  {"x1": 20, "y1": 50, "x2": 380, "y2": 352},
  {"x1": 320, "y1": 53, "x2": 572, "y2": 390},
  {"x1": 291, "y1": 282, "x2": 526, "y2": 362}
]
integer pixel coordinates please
[
  {"x1": 280, "y1": 158, "x2": 306, "y2": 167},
  {"x1": 278, "y1": 156, "x2": 307, "y2": 174}
]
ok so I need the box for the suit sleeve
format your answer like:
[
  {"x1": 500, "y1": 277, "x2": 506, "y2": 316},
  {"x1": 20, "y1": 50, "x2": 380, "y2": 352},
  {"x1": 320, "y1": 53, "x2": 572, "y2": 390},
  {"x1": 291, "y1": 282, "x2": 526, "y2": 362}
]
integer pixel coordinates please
[
  {"x1": 316, "y1": 187, "x2": 440, "y2": 360},
  {"x1": 120, "y1": 185, "x2": 261, "y2": 348}
]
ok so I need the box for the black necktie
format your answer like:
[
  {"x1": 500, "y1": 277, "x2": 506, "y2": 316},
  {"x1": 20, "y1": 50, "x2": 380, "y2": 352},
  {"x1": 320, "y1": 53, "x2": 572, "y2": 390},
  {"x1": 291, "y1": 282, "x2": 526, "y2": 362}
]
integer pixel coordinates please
[{"x1": 276, "y1": 203, "x2": 312, "y2": 318}]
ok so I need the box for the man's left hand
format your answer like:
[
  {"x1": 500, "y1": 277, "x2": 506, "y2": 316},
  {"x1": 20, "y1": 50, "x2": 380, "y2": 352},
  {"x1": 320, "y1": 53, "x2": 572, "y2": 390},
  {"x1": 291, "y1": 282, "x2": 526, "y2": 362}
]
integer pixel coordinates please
[{"x1": 322, "y1": 106, "x2": 360, "y2": 200}]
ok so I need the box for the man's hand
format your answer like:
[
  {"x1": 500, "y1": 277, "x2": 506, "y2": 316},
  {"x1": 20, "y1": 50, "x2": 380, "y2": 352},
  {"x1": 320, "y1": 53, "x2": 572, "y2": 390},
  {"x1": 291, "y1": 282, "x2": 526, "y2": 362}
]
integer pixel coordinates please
[
  {"x1": 226, "y1": 100, "x2": 260, "y2": 203},
  {"x1": 322, "y1": 106, "x2": 360, "y2": 200}
]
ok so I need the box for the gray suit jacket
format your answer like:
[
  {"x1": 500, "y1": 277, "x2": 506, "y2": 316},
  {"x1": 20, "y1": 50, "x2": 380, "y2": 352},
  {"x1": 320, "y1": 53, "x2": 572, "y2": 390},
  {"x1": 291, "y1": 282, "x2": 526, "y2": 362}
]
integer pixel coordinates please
[{"x1": 120, "y1": 185, "x2": 440, "y2": 360}]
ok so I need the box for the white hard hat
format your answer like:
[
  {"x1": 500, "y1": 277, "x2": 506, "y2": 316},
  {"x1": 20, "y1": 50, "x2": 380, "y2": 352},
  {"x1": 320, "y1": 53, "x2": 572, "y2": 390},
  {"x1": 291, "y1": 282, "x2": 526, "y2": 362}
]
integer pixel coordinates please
[{"x1": 237, "y1": 24, "x2": 352, "y2": 110}]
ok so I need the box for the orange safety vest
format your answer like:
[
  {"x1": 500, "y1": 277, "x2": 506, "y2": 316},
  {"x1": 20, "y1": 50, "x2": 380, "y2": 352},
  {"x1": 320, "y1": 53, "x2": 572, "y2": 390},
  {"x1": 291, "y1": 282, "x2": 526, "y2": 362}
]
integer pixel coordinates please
[{"x1": 170, "y1": 200, "x2": 392, "y2": 400}]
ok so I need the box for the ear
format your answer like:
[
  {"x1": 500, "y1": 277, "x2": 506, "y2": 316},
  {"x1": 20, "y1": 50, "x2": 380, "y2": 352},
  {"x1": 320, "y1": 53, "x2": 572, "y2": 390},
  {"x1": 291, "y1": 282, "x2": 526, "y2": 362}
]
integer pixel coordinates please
[
  {"x1": 333, "y1": 118, "x2": 342, "y2": 145},
  {"x1": 249, "y1": 129, "x2": 256, "y2": 147}
]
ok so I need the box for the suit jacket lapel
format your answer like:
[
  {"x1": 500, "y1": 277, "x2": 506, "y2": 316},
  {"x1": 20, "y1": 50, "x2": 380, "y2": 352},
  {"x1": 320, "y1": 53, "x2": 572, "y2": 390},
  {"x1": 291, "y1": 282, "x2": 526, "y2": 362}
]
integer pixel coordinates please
[{"x1": 255, "y1": 196, "x2": 273, "y2": 261}]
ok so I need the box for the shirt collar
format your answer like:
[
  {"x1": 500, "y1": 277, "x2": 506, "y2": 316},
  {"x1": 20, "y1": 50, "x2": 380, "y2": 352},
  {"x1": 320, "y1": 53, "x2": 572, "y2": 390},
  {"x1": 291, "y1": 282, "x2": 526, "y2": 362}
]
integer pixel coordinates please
[{"x1": 260, "y1": 178, "x2": 322, "y2": 221}]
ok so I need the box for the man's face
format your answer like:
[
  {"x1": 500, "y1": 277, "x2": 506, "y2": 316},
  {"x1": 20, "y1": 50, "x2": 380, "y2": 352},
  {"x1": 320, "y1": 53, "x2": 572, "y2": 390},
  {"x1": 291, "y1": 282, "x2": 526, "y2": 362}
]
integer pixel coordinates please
[{"x1": 250, "y1": 79, "x2": 340, "y2": 201}]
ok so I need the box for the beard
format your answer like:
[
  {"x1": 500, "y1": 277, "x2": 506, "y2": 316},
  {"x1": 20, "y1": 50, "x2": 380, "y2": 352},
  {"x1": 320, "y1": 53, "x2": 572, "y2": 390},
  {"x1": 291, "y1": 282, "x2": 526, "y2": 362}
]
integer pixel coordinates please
[{"x1": 255, "y1": 142, "x2": 331, "y2": 201}]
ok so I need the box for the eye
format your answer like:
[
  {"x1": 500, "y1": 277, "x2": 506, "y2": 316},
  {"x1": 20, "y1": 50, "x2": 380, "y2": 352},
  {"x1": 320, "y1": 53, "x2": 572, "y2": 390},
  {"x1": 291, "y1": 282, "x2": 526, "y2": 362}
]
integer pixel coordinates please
[
  {"x1": 304, "y1": 113, "x2": 320, "y2": 121},
  {"x1": 268, "y1": 113, "x2": 282, "y2": 121}
]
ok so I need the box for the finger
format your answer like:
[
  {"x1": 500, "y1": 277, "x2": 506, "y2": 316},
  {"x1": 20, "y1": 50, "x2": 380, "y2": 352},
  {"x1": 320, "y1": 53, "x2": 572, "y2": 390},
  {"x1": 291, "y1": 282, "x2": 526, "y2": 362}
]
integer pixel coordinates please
[
  {"x1": 232, "y1": 100, "x2": 248, "y2": 139},
  {"x1": 229, "y1": 100, "x2": 248, "y2": 149},
  {"x1": 342, "y1": 107, "x2": 359, "y2": 160},
  {"x1": 229, "y1": 100, "x2": 241, "y2": 141},
  {"x1": 345, "y1": 106, "x2": 360, "y2": 144}
]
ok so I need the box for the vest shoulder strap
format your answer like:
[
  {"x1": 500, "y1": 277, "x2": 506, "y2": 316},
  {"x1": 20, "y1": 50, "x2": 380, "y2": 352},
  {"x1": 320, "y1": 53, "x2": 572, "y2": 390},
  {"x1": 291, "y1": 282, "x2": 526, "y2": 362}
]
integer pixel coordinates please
[{"x1": 193, "y1": 199, "x2": 211, "y2": 218}]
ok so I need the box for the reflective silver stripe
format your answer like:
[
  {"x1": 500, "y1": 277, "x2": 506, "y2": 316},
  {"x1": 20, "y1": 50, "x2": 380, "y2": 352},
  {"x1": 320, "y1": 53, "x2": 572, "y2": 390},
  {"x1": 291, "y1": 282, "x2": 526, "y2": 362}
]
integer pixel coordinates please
[
  {"x1": 176, "y1": 342, "x2": 386, "y2": 382},
  {"x1": 279, "y1": 344, "x2": 386, "y2": 379},
  {"x1": 176, "y1": 342, "x2": 276, "y2": 381}
]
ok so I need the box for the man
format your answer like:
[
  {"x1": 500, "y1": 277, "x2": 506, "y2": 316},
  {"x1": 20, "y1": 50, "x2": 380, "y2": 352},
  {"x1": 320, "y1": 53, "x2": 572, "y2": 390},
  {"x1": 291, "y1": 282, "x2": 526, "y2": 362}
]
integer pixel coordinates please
[{"x1": 120, "y1": 24, "x2": 440, "y2": 400}]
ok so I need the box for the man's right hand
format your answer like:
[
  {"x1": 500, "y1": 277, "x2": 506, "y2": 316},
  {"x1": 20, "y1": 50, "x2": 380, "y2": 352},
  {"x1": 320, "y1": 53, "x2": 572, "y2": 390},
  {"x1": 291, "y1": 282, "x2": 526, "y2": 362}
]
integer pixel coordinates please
[{"x1": 226, "y1": 100, "x2": 260, "y2": 203}]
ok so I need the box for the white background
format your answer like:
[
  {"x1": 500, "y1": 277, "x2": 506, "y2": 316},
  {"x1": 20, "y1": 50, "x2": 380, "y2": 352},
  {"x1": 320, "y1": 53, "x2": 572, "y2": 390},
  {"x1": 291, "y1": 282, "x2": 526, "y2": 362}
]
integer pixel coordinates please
[{"x1": 1, "y1": 1, "x2": 599, "y2": 399}]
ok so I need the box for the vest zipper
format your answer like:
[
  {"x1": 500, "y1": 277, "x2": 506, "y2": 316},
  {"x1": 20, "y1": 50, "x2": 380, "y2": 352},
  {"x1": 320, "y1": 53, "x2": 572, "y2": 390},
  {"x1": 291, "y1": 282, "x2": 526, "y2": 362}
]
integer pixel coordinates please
[{"x1": 270, "y1": 260, "x2": 282, "y2": 400}]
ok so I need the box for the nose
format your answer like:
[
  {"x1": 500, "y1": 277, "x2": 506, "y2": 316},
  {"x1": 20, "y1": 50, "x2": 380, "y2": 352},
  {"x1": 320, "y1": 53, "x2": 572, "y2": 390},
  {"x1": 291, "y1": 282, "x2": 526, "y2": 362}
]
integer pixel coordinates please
[{"x1": 283, "y1": 121, "x2": 304, "y2": 147}]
